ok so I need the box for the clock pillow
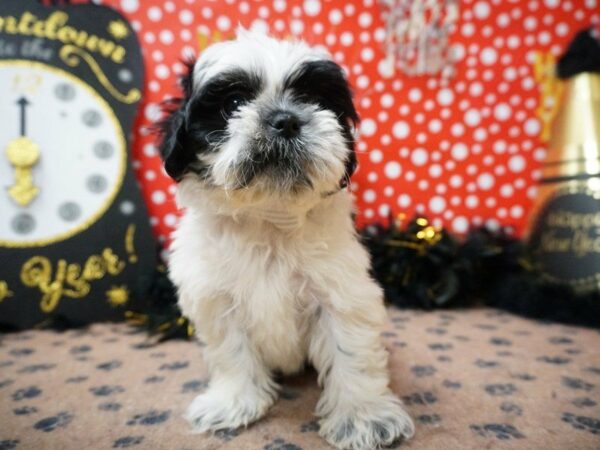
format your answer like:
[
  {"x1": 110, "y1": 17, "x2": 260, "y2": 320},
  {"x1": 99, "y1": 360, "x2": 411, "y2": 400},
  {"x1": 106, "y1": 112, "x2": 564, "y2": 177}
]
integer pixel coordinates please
[{"x1": 0, "y1": 0, "x2": 156, "y2": 329}]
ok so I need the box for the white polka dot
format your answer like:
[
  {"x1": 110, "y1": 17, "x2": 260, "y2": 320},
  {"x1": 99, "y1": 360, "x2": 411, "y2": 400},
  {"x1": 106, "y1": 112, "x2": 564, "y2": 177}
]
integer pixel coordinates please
[
  {"x1": 474, "y1": 1, "x2": 491, "y2": 19},
  {"x1": 446, "y1": 176, "x2": 461, "y2": 190},
  {"x1": 494, "y1": 103, "x2": 512, "y2": 121},
  {"x1": 155, "y1": 64, "x2": 169, "y2": 79},
  {"x1": 408, "y1": 88, "x2": 422, "y2": 102},
  {"x1": 384, "y1": 161, "x2": 402, "y2": 179},
  {"x1": 359, "y1": 12, "x2": 373, "y2": 27},
  {"x1": 509, "y1": 155, "x2": 526, "y2": 172},
  {"x1": 500, "y1": 184, "x2": 514, "y2": 197},
  {"x1": 159, "y1": 30, "x2": 174, "y2": 44},
  {"x1": 303, "y1": 0, "x2": 321, "y2": 16},
  {"x1": 427, "y1": 119, "x2": 441, "y2": 134},
  {"x1": 411, "y1": 148, "x2": 428, "y2": 166},
  {"x1": 377, "y1": 58, "x2": 395, "y2": 78},
  {"x1": 380, "y1": 94, "x2": 394, "y2": 108},
  {"x1": 465, "y1": 195, "x2": 479, "y2": 208},
  {"x1": 544, "y1": 0, "x2": 559, "y2": 8},
  {"x1": 217, "y1": 15, "x2": 231, "y2": 31},
  {"x1": 164, "y1": 214, "x2": 178, "y2": 227},
  {"x1": 143, "y1": 144, "x2": 157, "y2": 157},
  {"x1": 145, "y1": 103, "x2": 161, "y2": 121},
  {"x1": 179, "y1": 9, "x2": 194, "y2": 25},
  {"x1": 251, "y1": 19, "x2": 269, "y2": 33},
  {"x1": 452, "y1": 216, "x2": 469, "y2": 233},
  {"x1": 510, "y1": 205, "x2": 524, "y2": 218},
  {"x1": 148, "y1": 6, "x2": 162, "y2": 21},
  {"x1": 477, "y1": 173, "x2": 495, "y2": 190},
  {"x1": 451, "y1": 123, "x2": 465, "y2": 137},
  {"x1": 392, "y1": 121, "x2": 410, "y2": 139},
  {"x1": 429, "y1": 196, "x2": 446, "y2": 213},
  {"x1": 480, "y1": 47, "x2": 497, "y2": 65},
  {"x1": 398, "y1": 194, "x2": 411, "y2": 207},
  {"x1": 556, "y1": 22, "x2": 569, "y2": 36},
  {"x1": 152, "y1": 190, "x2": 166, "y2": 204},
  {"x1": 273, "y1": 0, "x2": 286, "y2": 12},
  {"x1": 524, "y1": 118, "x2": 541, "y2": 136},
  {"x1": 429, "y1": 164, "x2": 443, "y2": 178},
  {"x1": 329, "y1": 9, "x2": 343, "y2": 25},
  {"x1": 497, "y1": 13, "x2": 510, "y2": 27},
  {"x1": 378, "y1": 204, "x2": 390, "y2": 217},
  {"x1": 360, "y1": 119, "x2": 377, "y2": 137},
  {"x1": 340, "y1": 32, "x2": 354, "y2": 46},
  {"x1": 437, "y1": 88, "x2": 454, "y2": 106},
  {"x1": 121, "y1": 0, "x2": 139, "y2": 13},
  {"x1": 462, "y1": 23, "x2": 475, "y2": 37},
  {"x1": 361, "y1": 47, "x2": 375, "y2": 62},
  {"x1": 363, "y1": 189, "x2": 376, "y2": 203},
  {"x1": 469, "y1": 82, "x2": 483, "y2": 96},
  {"x1": 451, "y1": 143, "x2": 469, "y2": 161},
  {"x1": 464, "y1": 109, "x2": 481, "y2": 127},
  {"x1": 369, "y1": 149, "x2": 383, "y2": 163}
]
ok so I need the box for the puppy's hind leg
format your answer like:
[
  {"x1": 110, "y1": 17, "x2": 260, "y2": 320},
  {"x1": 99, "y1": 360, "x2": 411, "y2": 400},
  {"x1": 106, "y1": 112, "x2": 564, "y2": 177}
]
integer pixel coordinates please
[
  {"x1": 309, "y1": 287, "x2": 414, "y2": 450},
  {"x1": 185, "y1": 322, "x2": 278, "y2": 433}
]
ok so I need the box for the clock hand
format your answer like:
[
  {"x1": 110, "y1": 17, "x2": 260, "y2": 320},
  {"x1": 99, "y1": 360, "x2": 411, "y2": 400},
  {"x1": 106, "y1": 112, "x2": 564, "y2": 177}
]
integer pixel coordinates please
[
  {"x1": 5, "y1": 96, "x2": 40, "y2": 207},
  {"x1": 17, "y1": 96, "x2": 30, "y2": 136}
]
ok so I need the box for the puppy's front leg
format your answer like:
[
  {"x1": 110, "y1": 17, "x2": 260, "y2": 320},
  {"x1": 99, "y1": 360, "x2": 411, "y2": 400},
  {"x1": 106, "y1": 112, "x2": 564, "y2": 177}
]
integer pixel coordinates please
[
  {"x1": 310, "y1": 288, "x2": 414, "y2": 450},
  {"x1": 185, "y1": 323, "x2": 278, "y2": 433}
]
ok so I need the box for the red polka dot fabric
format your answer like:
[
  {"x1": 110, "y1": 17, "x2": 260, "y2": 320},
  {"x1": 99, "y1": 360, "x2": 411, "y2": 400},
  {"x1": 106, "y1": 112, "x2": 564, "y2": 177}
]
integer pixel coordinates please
[{"x1": 99, "y1": 0, "x2": 599, "y2": 243}]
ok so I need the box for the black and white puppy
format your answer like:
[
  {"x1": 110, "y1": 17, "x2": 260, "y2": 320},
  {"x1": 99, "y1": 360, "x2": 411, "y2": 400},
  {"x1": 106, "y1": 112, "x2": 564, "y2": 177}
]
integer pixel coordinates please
[{"x1": 158, "y1": 29, "x2": 414, "y2": 450}]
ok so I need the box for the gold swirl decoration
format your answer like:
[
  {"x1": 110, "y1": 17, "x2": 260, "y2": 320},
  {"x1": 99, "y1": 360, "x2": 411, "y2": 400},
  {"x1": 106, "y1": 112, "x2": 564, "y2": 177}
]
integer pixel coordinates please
[{"x1": 59, "y1": 45, "x2": 141, "y2": 104}]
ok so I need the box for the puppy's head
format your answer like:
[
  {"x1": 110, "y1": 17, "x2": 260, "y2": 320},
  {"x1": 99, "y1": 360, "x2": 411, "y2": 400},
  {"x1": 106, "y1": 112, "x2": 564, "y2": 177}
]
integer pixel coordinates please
[{"x1": 158, "y1": 30, "x2": 358, "y2": 200}]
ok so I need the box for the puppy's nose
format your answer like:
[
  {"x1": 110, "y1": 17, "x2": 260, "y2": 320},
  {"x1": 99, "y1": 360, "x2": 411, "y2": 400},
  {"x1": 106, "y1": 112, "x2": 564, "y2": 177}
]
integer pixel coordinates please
[{"x1": 268, "y1": 111, "x2": 301, "y2": 139}]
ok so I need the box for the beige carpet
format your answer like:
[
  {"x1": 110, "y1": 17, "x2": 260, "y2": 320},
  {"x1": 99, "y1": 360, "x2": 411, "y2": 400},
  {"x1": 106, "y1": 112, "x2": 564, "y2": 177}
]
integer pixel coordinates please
[{"x1": 1, "y1": 307, "x2": 600, "y2": 450}]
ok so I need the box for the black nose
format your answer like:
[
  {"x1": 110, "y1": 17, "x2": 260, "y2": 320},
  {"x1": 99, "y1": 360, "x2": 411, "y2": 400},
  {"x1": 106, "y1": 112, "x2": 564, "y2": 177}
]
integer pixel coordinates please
[{"x1": 268, "y1": 111, "x2": 301, "y2": 138}]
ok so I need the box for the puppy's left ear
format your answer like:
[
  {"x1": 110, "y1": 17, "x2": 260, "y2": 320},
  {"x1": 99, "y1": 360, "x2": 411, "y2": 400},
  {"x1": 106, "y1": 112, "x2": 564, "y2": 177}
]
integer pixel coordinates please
[
  {"x1": 157, "y1": 60, "x2": 197, "y2": 181},
  {"x1": 340, "y1": 95, "x2": 359, "y2": 189}
]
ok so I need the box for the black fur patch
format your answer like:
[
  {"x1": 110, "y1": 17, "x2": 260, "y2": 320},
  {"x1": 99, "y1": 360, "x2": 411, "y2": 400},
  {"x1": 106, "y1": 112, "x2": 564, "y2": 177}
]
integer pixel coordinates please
[
  {"x1": 157, "y1": 62, "x2": 263, "y2": 181},
  {"x1": 285, "y1": 60, "x2": 359, "y2": 186}
]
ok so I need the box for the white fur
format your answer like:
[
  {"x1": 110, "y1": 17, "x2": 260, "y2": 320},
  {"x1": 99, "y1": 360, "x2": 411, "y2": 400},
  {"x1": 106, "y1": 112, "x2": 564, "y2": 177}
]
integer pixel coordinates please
[{"x1": 168, "y1": 30, "x2": 414, "y2": 450}]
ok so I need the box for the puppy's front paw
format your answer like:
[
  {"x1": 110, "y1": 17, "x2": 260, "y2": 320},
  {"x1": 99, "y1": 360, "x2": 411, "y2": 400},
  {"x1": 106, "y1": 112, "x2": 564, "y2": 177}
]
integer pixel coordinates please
[
  {"x1": 319, "y1": 393, "x2": 414, "y2": 450},
  {"x1": 185, "y1": 385, "x2": 276, "y2": 433}
]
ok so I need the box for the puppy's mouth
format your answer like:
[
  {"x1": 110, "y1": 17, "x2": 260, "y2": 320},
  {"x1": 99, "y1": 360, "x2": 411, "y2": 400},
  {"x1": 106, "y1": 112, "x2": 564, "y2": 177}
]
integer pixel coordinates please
[{"x1": 234, "y1": 137, "x2": 314, "y2": 191}]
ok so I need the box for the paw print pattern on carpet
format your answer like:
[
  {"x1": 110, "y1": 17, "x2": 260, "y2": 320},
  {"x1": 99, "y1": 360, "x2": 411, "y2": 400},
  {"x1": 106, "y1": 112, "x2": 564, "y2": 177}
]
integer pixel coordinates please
[
  {"x1": 12, "y1": 386, "x2": 41, "y2": 401},
  {"x1": 470, "y1": 423, "x2": 525, "y2": 440},
  {"x1": 0, "y1": 440, "x2": 19, "y2": 450},
  {"x1": 214, "y1": 428, "x2": 239, "y2": 442},
  {"x1": 13, "y1": 406, "x2": 37, "y2": 416},
  {"x1": 264, "y1": 438, "x2": 303, "y2": 450},
  {"x1": 1, "y1": 308, "x2": 599, "y2": 449},
  {"x1": 33, "y1": 412, "x2": 73, "y2": 432},
  {"x1": 126, "y1": 410, "x2": 171, "y2": 426},
  {"x1": 562, "y1": 377, "x2": 595, "y2": 391},
  {"x1": 561, "y1": 413, "x2": 600, "y2": 435},
  {"x1": 484, "y1": 383, "x2": 517, "y2": 396},
  {"x1": 89, "y1": 386, "x2": 125, "y2": 397},
  {"x1": 112, "y1": 436, "x2": 144, "y2": 448}
]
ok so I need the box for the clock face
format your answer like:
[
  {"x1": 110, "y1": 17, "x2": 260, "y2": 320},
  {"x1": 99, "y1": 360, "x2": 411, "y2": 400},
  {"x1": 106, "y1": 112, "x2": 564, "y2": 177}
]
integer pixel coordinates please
[{"x1": 0, "y1": 61, "x2": 126, "y2": 247}]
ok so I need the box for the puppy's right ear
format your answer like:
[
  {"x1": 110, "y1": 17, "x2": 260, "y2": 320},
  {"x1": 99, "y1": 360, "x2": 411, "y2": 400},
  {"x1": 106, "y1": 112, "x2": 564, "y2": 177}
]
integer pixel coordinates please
[{"x1": 157, "y1": 59, "x2": 196, "y2": 181}]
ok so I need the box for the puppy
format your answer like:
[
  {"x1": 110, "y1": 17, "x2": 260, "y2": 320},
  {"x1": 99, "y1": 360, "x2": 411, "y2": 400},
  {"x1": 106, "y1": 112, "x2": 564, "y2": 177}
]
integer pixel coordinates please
[{"x1": 158, "y1": 30, "x2": 414, "y2": 450}]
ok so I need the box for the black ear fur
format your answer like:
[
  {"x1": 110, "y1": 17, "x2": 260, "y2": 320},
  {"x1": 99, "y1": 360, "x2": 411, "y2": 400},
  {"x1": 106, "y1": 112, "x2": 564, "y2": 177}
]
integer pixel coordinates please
[{"x1": 156, "y1": 58, "x2": 196, "y2": 181}]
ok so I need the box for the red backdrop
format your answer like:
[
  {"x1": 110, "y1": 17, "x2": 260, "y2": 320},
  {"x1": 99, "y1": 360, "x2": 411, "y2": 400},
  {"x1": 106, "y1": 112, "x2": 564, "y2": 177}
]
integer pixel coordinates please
[{"x1": 98, "y1": 0, "x2": 600, "y2": 245}]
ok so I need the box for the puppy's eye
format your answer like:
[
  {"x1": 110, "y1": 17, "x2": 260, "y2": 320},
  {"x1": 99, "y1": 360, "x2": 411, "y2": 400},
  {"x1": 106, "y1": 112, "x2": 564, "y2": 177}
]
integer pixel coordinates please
[{"x1": 222, "y1": 93, "x2": 247, "y2": 117}]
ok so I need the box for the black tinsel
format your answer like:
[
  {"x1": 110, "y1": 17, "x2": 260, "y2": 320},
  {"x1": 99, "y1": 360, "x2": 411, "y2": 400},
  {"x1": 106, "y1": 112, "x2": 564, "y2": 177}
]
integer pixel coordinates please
[
  {"x1": 129, "y1": 264, "x2": 193, "y2": 342},
  {"x1": 362, "y1": 217, "x2": 600, "y2": 329}
]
